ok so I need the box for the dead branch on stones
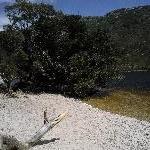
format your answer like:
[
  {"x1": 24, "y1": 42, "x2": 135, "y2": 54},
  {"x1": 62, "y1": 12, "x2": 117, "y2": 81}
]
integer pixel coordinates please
[
  {"x1": 44, "y1": 108, "x2": 49, "y2": 124},
  {"x1": 0, "y1": 111, "x2": 67, "y2": 150}
]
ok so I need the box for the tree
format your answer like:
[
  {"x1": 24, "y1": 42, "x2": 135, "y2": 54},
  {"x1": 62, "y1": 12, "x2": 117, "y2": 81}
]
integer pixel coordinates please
[
  {"x1": 0, "y1": 29, "x2": 26, "y2": 85},
  {"x1": 2, "y1": 0, "x2": 58, "y2": 89},
  {"x1": 1, "y1": 0, "x2": 119, "y2": 97},
  {"x1": 5, "y1": 0, "x2": 56, "y2": 30},
  {"x1": 66, "y1": 29, "x2": 118, "y2": 97}
]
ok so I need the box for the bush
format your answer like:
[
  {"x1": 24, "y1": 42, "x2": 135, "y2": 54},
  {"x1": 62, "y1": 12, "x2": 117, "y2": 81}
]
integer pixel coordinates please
[{"x1": 0, "y1": 1, "x2": 119, "y2": 98}]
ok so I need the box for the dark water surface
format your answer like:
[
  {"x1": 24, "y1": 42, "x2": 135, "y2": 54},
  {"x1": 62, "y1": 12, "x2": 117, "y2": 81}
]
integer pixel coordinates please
[{"x1": 109, "y1": 70, "x2": 150, "y2": 90}]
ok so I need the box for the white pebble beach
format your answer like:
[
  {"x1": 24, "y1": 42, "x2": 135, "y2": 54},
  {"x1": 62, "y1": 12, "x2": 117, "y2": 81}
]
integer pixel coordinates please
[{"x1": 0, "y1": 93, "x2": 150, "y2": 150}]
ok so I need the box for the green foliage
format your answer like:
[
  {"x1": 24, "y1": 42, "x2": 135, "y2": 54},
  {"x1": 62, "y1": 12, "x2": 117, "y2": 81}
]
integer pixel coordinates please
[
  {"x1": 0, "y1": 29, "x2": 26, "y2": 85},
  {"x1": 83, "y1": 6, "x2": 150, "y2": 71},
  {"x1": 66, "y1": 29, "x2": 117, "y2": 97},
  {"x1": 0, "y1": 0, "x2": 119, "y2": 97},
  {"x1": 5, "y1": 0, "x2": 56, "y2": 30},
  {"x1": 104, "y1": 6, "x2": 150, "y2": 70}
]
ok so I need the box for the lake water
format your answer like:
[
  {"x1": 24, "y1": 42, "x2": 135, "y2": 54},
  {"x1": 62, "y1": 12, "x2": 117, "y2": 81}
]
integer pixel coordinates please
[{"x1": 108, "y1": 70, "x2": 150, "y2": 90}]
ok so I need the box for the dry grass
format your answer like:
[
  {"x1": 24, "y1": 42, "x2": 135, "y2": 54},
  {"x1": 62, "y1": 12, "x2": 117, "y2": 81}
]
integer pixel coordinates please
[{"x1": 84, "y1": 90, "x2": 150, "y2": 122}]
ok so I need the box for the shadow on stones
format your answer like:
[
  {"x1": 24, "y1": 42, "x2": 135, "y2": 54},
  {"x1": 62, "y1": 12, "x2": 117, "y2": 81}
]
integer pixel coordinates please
[{"x1": 33, "y1": 138, "x2": 60, "y2": 146}]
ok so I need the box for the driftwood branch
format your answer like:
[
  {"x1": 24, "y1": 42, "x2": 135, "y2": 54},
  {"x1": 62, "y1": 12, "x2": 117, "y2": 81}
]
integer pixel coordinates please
[
  {"x1": 26, "y1": 111, "x2": 68, "y2": 147},
  {"x1": 0, "y1": 111, "x2": 68, "y2": 149}
]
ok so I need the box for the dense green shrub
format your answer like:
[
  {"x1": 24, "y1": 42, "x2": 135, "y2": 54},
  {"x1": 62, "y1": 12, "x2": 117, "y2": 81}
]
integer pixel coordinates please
[{"x1": 0, "y1": 0, "x2": 119, "y2": 97}]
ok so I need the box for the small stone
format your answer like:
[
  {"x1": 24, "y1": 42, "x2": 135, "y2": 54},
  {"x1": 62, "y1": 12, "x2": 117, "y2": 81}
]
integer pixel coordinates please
[{"x1": 145, "y1": 133, "x2": 149, "y2": 136}]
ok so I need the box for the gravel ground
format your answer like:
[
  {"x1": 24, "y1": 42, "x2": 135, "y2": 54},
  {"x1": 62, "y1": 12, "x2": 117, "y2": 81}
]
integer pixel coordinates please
[{"x1": 0, "y1": 93, "x2": 150, "y2": 150}]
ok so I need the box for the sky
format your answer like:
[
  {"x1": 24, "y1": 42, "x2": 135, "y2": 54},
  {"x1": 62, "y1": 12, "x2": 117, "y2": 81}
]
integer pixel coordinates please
[{"x1": 0, "y1": 0, "x2": 150, "y2": 30}]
